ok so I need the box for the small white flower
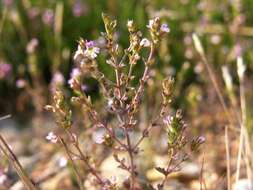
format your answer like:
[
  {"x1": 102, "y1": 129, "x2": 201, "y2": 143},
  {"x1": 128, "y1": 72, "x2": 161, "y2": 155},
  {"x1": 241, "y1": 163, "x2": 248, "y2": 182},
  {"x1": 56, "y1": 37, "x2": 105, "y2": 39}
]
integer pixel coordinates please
[
  {"x1": 107, "y1": 98, "x2": 114, "y2": 107},
  {"x1": 73, "y1": 45, "x2": 83, "y2": 60},
  {"x1": 160, "y1": 24, "x2": 170, "y2": 33},
  {"x1": 46, "y1": 132, "x2": 58, "y2": 143},
  {"x1": 92, "y1": 129, "x2": 106, "y2": 144},
  {"x1": 58, "y1": 157, "x2": 68, "y2": 168},
  {"x1": 0, "y1": 170, "x2": 7, "y2": 185},
  {"x1": 140, "y1": 38, "x2": 151, "y2": 47},
  {"x1": 210, "y1": 34, "x2": 221, "y2": 45},
  {"x1": 133, "y1": 53, "x2": 140, "y2": 61},
  {"x1": 68, "y1": 78, "x2": 76, "y2": 88},
  {"x1": 0, "y1": 173, "x2": 7, "y2": 185},
  {"x1": 16, "y1": 79, "x2": 26, "y2": 88},
  {"x1": 127, "y1": 20, "x2": 134, "y2": 28},
  {"x1": 147, "y1": 18, "x2": 155, "y2": 29},
  {"x1": 74, "y1": 40, "x2": 100, "y2": 61}
]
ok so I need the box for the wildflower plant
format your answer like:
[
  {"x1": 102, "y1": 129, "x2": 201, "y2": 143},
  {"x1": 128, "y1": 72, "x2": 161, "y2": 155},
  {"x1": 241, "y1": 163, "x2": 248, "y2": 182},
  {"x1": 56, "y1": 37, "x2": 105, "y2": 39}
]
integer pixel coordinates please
[{"x1": 45, "y1": 14, "x2": 203, "y2": 190}]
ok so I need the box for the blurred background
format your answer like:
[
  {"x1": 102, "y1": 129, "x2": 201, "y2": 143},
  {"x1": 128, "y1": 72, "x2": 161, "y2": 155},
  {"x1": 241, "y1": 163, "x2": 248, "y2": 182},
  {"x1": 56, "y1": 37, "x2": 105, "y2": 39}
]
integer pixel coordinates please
[{"x1": 0, "y1": 0, "x2": 253, "y2": 189}]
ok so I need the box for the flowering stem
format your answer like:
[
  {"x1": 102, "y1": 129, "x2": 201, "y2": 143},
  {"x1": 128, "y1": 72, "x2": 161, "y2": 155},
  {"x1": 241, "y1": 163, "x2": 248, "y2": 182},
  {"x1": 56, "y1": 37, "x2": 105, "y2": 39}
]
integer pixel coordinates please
[
  {"x1": 133, "y1": 105, "x2": 165, "y2": 151},
  {"x1": 124, "y1": 128, "x2": 135, "y2": 189},
  {"x1": 128, "y1": 43, "x2": 154, "y2": 123},
  {"x1": 74, "y1": 143, "x2": 104, "y2": 185},
  {"x1": 85, "y1": 99, "x2": 126, "y2": 148},
  {"x1": 59, "y1": 138, "x2": 84, "y2": 190},
  {"x1": 0, "y1": 135, "x2": 38, "y2": 190}
]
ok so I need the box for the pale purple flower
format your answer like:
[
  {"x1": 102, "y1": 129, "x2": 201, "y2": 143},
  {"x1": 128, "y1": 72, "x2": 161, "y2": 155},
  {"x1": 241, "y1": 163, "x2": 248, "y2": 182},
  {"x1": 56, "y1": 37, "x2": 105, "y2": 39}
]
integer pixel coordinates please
[
  {"x1": 85, "y1": 41, "x2": 95, "y2": 48},
  {"x1": 72, "y1": 0, "x2": 87, "y2": 17},
  {"x1": 0, "y1": 62, "x2": 12, "y2": 79},
  {"x1": 52, "y1": 71, "x2": 65, "y2": 85},
  {"x1": 74, "y1": 40, "x2": 100, "y2": 61},
  {"x1": 140, "y1": 38, "x2": 151, "y2": 47},
  {"x1": 84, "y1": 42, "x2": 100, "y2": 59},
  {"x1": 42, "y1": 9, "x2": 54, "y2": 26},
  {"x1": 235, "y1": 43, "x2": 242, "y2": 57},
  {"x1": 16, "y1": 79, "x2": 26, "y2": 88},
  {"x1": 163, "y1": 115, "x2": 173, "y2": 126},
  {"x1": 50, "y1": 71, "x2": 65, "y2": 91},
  {"x1": 197, "y1": 136, "x2": 206, "y2": 144},
  {"x1": 58, "y1": 157, "x2": 68, "y2": 168},
  {"x1": 160, "y1": 24, "x2": 170, "y2": 33},
  {"x1": 70, "y1": 68, "x2": 81, "y2": 78},
  {"x1": 81, "y1": 84, "x2": 88, "y2": 92},
  {"x1": 46, "y1": 132, "x2": 58, "y2": 143}
]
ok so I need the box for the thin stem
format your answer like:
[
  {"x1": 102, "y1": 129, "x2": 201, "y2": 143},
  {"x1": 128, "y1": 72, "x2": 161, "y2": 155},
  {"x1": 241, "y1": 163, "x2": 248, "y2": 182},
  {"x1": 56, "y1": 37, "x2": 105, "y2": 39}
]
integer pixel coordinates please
[
  {"x1": 235, "y1": 124, "x2": 243, "y2": 183},
  {"x1": 133, "y1": 105, "x2": 165, "y2": 151},
  {"x1": 59, "y1": 138, "x2": 84, "y2": 190},
  {"x1": 82, "y1": 97, "x2": 126, "y2": 148},
  {"x1": 127, "y1": 63, "x2": 134, "y2": 81},
  {"x1": 64, "y1": 130, "x2": 104, "y2": 185},
  {"x1": 237, "y1": 61, "x2": 252, "y2": 183},
  {"x1": 0, "y1": 135, "x2": 38, "y2": 190},
  {"x1": 74, "y1": 143, "x2": 104, "y2": 185},
  {"x1": 133, "y1": 125, "x2": 152, "y2": 151},
  {"x1": 201, "y1": 55, "x2": 235, "y2": 126},
  {"x1": 128, "y1": 43, "x2": 154, "y2": 123},
  {"x1": 124, "y1": 129, "x2": 135, "y2": 189},
  {"x1": 225, "y1": 125, "x2": 231, "y2": 190}
]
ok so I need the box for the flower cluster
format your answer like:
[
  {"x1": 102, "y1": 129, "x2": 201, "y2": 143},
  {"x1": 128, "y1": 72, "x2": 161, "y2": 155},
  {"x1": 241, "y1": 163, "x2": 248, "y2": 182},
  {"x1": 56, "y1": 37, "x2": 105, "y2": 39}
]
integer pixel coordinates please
[
  {"x1": 42, "y1": 9, "x2": 54, "y2": 26},
  {"x1": 46, "y1": 132, "x2": 58, "y2": 143},
  {"x1": 162, "y1": 77, "x2": 175, "y2": 105},
  {"x1": 45, "y1": 90, "x2": 72, "y2": 129},
  {"x1": 74, "y1": 39, "x2": 100, "y2": 63},
  {"x1": 164, "y1": 110, "x2": 187, "y2": 147},
  {"x1": 0, "y1": 62, "x2": 11, "y2": 80},
  {"x1": 147, "y1": 17, "x2": 170, "y2": 44}
]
